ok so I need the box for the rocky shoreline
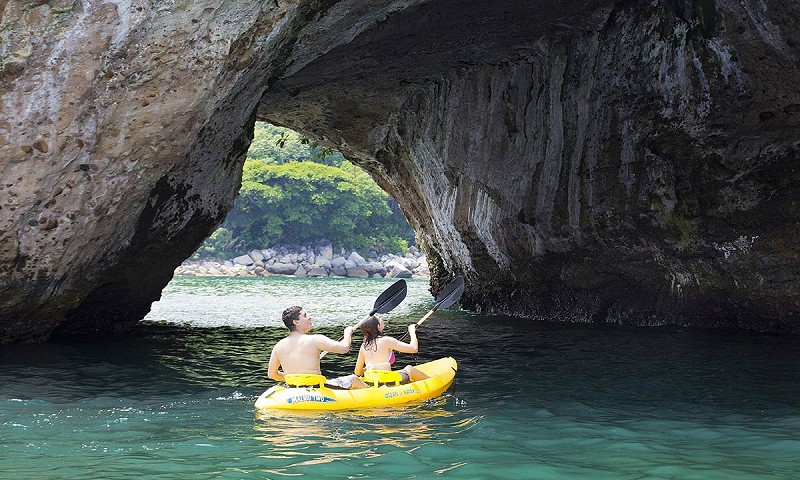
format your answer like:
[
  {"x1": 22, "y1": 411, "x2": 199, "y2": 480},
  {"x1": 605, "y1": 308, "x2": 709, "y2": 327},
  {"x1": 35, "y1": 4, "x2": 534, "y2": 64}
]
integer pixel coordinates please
[{"x1": 174, "y1": 242, "x2": 429, "y2": 279}]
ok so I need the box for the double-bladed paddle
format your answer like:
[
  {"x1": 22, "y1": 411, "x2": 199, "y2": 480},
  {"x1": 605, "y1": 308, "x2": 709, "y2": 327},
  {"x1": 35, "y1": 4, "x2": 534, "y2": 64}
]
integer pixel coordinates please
[
  {"x1": 369, "y1": 278, "x2": 408, "y2": 316},
  {"x1": 399, "y1": 275, "x2": 465, "y2": 341},
  {"x1": 320, "y1": 279, "x2": 407, "y2": 358}
]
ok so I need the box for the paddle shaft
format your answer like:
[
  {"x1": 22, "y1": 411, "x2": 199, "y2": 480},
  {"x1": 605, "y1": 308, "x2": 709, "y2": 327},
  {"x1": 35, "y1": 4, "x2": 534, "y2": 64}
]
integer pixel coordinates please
[
  {"x1": 415, "y1": 307, "x2": 437, "y2": 328},
  {"x1": 398, "y1": 306, "x2": 436, "y2": 342},
  {"x1": 319, "y1": 279, "x2": 407, "y2": 359},
  {"x1": 398, "y1": 275, "x2": 465, "y2": 342}
]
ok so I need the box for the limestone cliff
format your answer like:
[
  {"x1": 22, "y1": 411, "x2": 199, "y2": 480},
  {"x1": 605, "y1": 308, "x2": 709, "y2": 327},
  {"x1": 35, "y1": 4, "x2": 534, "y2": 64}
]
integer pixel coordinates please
[
  {"x1": 262, "y1": 0, "x2": 800, "y2": 332},
  {"x1": 1, "y1": 0, "x2": 799, "y2": 342}
]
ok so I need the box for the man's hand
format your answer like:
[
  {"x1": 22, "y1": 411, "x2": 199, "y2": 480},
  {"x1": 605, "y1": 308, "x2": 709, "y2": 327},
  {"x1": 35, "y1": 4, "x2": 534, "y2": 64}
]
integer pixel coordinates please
[{"x1": 338, "y1": 325, "x2": 354, "y2": 352}]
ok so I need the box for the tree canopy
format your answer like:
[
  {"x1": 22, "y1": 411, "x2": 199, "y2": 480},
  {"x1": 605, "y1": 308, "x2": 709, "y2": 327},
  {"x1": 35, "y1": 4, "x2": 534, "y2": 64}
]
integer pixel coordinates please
[
  {"x1": 246, "y1": 123, "x2": 344, "y2": 166},
  {"x1": 194, "y1": 123, "x2": 414, "y2": 259}
]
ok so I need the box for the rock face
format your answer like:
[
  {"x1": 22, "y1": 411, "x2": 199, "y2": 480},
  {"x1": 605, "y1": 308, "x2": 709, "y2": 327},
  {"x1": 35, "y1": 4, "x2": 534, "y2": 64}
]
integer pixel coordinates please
[
  {"x1": 1, "y1": 0, "x2": 799, "y2": 341},
  {"x1": 261, "y1": 0, "x2": 800, "y2": 332},
  {"x1": 1, "y1": 0, "x2": 280, "y2": 341}
]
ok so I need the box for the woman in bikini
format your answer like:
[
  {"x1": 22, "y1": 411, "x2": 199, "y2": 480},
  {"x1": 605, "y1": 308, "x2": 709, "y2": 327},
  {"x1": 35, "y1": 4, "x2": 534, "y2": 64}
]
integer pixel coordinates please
[{"x1": 353, "y1": 315, "x2": 430, "y2": 383}]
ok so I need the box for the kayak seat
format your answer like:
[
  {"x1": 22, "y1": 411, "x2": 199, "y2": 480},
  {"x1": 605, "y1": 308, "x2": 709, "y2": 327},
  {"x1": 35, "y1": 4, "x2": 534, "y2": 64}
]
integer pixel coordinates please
[
  {"x1": 284, "y1": 373, "x2": 326, "y2": 388},
  {"x1": 363, "y1": 370, "x2": 403, "y2": 387}
]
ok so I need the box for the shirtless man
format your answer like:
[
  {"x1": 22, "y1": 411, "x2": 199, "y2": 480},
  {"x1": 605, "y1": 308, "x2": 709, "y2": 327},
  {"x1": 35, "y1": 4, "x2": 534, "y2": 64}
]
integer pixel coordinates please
[{"x1": 268, "y1": 306, "x2": 368, "y2": 389}]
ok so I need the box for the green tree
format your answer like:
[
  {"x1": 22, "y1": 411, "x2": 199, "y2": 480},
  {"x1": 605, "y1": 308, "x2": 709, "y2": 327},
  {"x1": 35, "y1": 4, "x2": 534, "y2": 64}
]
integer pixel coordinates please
[
  {"x1": 193, "y1": 123, "x2": 414, "y2": 258},
  {"x1": 190, "y1": 227, "x2": 245, "y2": 260},
  {"x1": 247, "y1": 123, "x2": 345, "y2": 166}
]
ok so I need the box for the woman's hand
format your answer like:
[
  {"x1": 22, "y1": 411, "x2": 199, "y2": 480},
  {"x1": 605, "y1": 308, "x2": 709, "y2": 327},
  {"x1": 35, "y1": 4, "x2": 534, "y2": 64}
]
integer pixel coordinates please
[{"x1": 407, "y1": 324, "x2": 416, "y2": 334}]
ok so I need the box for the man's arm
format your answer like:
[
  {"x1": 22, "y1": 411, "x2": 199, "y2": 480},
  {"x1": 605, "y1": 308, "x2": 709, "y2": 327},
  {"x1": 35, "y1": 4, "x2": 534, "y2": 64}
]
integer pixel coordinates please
[
  {"x1": 315, "y1": 326, "x2": 354, "y2": 354},
  {"x1": 267, "y1": 348, "x2": 284, "y2": 381}
]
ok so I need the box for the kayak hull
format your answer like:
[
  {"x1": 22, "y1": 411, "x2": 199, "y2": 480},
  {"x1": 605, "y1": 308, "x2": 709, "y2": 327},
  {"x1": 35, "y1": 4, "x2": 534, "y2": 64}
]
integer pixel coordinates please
[{"x1": 255, "y1": 357, "x2": 457, "y2": 411}]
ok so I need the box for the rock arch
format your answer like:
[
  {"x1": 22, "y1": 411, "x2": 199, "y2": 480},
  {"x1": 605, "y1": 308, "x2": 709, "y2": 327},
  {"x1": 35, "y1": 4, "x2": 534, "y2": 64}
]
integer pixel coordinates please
[{"x1": 2, "y1": 0, "x2": 799, "y2": 341}]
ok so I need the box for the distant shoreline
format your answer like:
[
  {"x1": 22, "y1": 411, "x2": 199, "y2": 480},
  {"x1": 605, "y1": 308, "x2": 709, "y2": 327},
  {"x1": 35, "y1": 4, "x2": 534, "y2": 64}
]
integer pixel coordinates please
[{"x1": 174, "y1": 244, "x2": 429, "y2": 279}]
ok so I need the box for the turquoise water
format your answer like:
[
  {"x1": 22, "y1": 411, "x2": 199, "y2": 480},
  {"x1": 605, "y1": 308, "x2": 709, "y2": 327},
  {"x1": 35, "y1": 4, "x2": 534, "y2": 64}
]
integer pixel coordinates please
[{"x1": 2, "y1": 277, "x2": 800, "y2": 479}]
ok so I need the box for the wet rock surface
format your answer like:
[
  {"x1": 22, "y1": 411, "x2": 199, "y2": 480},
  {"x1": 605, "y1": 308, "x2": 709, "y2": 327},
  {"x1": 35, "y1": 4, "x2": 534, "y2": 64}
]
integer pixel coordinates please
[{"x1": 1, "y1": 0, "x2": 799, "y2": 341}]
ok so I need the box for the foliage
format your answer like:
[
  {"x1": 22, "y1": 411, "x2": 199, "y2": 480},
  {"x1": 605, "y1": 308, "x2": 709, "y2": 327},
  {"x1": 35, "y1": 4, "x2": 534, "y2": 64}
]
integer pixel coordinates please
[
  {"x1": 247, "y1": 123, "x2": 344, "y2": 166},
  {"x1": 194, "y1": 123, "x2": 415, "y2": 258},
  {"x1": 219, "y1": 160, "x2": 412, "y2": 252},
  {"x1": 190, "y1": 227, "x2": 245, "y2": 260}
]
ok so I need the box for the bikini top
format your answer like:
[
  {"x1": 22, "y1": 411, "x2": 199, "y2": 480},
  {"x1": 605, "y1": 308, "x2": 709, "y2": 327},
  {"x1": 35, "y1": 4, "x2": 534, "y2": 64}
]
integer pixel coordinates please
[{"x1": 365, "y1": 350, "x2": 395, "y2": 371}]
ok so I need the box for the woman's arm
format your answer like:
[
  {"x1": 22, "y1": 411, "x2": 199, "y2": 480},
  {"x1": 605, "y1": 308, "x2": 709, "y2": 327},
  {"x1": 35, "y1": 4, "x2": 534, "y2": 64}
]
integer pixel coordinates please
[
  {"x1": 387, "y1": 324, "x2": 419, "y2": 354},
  {"x1": 354, "y1": 347, "x2": 365, "y2": 375}
]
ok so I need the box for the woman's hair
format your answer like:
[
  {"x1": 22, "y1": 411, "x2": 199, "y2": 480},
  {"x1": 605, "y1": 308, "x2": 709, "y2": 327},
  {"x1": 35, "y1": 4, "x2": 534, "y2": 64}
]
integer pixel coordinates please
[{"x1": 360, "y1": 315, "x2": 382, "y2": 351}]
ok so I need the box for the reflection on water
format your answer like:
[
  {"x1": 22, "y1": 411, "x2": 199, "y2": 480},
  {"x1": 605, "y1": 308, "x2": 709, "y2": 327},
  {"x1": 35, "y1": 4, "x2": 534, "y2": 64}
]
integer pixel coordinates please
[{"x1": 254, "y1": 398, "x2": 481, "y2": 475}]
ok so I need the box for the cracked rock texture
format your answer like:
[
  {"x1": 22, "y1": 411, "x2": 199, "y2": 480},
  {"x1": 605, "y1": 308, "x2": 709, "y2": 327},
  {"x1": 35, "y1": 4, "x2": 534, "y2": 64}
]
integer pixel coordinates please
[{"x1": 2, "y1": 0, "x2": 799, "y2": 341}]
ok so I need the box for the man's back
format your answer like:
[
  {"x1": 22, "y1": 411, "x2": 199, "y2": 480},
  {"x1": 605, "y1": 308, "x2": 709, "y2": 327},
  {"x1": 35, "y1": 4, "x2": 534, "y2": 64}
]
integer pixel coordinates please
[
  {"x1": 268, "y1": 306, "x2": 356, "y2": 382},
  {"x1": 272, "y1": 333, "x2": 324, "y2": 374}
]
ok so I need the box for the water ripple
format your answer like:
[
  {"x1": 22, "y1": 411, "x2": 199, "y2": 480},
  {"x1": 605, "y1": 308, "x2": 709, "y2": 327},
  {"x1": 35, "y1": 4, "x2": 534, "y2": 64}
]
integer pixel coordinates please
[{"x1": 2, "y1": 277, "x2": 800, "y2": 478}]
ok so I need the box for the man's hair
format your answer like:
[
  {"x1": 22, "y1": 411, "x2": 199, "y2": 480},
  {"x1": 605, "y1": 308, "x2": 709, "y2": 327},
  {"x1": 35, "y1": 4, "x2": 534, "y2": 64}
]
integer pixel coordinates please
[{"x1": 282, "y1": 306, "x2": 303, "y2": 331}]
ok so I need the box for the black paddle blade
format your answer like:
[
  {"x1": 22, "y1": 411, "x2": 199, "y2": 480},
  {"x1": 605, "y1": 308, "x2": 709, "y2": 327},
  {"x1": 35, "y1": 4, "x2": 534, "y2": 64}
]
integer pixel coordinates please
[
  {"x1": 434, "y1": 275, "x2": 465, "y2": 310},
  {"x1": 370, "y1": 279, "x2": 407, "y2": 315}
]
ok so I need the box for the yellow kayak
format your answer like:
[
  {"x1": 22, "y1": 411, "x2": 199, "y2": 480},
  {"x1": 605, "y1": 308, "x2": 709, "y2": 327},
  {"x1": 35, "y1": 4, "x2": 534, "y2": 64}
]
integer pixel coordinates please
[{"x1": 255, "y1": 357, "x2": 458, "y2": 411}]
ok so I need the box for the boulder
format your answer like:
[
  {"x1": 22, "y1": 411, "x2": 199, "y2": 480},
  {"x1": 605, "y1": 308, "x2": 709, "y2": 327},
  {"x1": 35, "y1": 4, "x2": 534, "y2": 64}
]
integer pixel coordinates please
[
  {"x1": 330, "y1": 256, "x2": 347, "y2": 268},
  {"x1": 314, "y1": 257, "x2": 332, "y2": 269},
  {"x1": 294, "y1": 265, "x2": 308, "y2": 277},
  {"x1": 268, "y1": 263, "x2": 297, "y2": 275},
  {"x1": 346, "y1": 267, "x2": 369, "y2": 278},
  {"x1": 387, "y1": 264, "x2": 413, "y2": 279},
  {"x1": 348, "y1": 251, "x2": 366, "y2": 266},
  {"x1": 306, "y1": 266, "x2": 328, "y2": 277},
  {"x1": 233, "y1": 254, "x2": 254, "y2": 266},
  {"x1": 362, "y1": 261, "x2": 386, "y2": 275},
  {"x1": 233, "y1": 265, "x2": 251, "y2": 276},
  {"x1": 401, "y1": 258, "x2": 419, "y2": 270}
]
